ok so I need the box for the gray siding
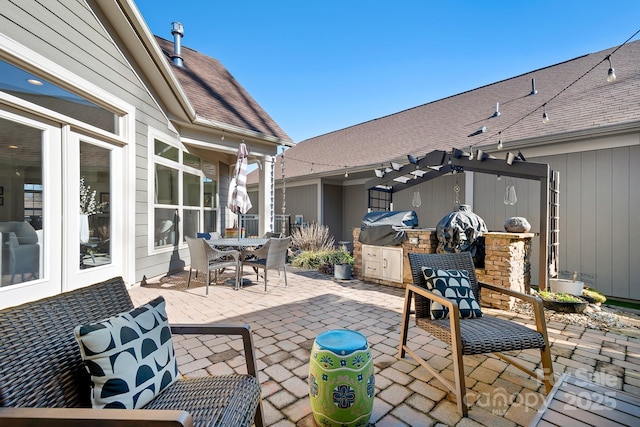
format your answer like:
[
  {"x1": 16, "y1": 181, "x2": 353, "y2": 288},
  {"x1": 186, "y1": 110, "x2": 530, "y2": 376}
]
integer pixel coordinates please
[
  {"x1": 323, "y1": 183, "x2": 343, "y2": 242},
  {"x1": 393, "y1": 174, "x2": 467, "y2": 228},
  {"x1": 3, "y1": 0, "x2": 185, "y2": 281},
  {"x1": 473, "y1": 145, "x2": 640, "y2": 300},
  {"x1": 343, "y1": 184, "x2": 366, "y2": 241},
  {"x1": 275, "y1": 184, "x2": 318, "y2": 225}
]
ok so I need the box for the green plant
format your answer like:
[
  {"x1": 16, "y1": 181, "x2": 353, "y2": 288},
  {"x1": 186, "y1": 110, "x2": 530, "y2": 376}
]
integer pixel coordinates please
[
  {"x1": 327, "y1": 250, "x2": 354, "y2": 265},
  {"x1": 291, "y1": 249, "x2": 334, "y2": 270},
  {"x1": 582, "y1": 288, "x2": 607, "y2": 304},
  {"x1": 539, "y1": 291, "x2": 583, "y2": 303},
  {"x1": 290, "y1": 223, "x2": 335, "y2": 252}
]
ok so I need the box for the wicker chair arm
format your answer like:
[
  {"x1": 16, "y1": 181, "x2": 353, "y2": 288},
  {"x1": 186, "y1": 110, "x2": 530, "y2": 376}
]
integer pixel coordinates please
[
  {"x1": 170, "y1": 324, "x2": 259, "y2": 377},
  {"x1": 479, "y1": 281, "x2": 541, "y2": 304},
  {"x1": 208, "y1": 248, "x2": 239, "y2": 263},
  {"x1": 478, "y1": 282, "x2": 548, "y2": 335},
  {"x1": 0, "y1": 407, "x2": 192, "y2": 426},
  {"x1": 241, "y1": 244, "x2": 268, "y2": 261}
]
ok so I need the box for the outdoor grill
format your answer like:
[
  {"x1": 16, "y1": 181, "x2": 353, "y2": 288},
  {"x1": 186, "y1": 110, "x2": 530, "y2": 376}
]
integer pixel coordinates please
[
  {"x1": 436, "y1": 204, "x2": 487, "y2": 267},
  {"x1": 358, "y1": 210, "x2": 418, "y2": 246}
]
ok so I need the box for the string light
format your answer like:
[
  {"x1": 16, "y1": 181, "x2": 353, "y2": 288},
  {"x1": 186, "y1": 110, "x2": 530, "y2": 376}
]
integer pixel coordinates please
[
  {"x1": 220, "y1": 131, "x2": 225, "y2": 140},
  {"x1": 468, "y1": 146, "x2": 474, "y2": 160},
  {"x1": 607, "y1": 55, "x2": 616, "y2": 82},
  {"x1": 310, "y1": 163, "x2": 313, "y2": 174},
  {"x1": 467, "y1": 28, "x2": 639, "y2": 153},
  {"x1": 542, "y1": 104, "x2": 550, "y2": 124},
  {"x1": 497, "y1": 132, "x2": 503, "y2": 150},
  {"x1": 344, "y1": 168, "x2": 349, "y2": 178},
  {"x1": 493, "y1": 102, "x2": 500, "y2": 117}
]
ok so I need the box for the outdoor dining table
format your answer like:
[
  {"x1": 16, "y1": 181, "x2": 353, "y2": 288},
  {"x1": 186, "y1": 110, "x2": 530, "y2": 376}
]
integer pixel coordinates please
[
  {"x1": 206, "y1": 237, "x2": 270, "y2": 287},
  {"x1": 206, "y1": 237, "x2": 269, "y2": 249}
]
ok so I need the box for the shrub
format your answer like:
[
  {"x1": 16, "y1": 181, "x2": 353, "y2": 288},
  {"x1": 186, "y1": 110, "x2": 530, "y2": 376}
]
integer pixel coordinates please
[
  {"x1": 291, "y1": 249, "x2": 334, "y2": 270},
  {"x1": 582, "y1": 287, "x2": 607, "y2": 304},
  {"x1": 291, "y1": 223, "x2": 335, "y2": 252},
  {"x1": 291, "y1": 249, "x2": 354, "y2": 274}
]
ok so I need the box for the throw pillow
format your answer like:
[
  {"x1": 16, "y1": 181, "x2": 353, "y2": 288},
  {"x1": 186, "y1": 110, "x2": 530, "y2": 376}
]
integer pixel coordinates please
[
  {"x1": 421, "y1": 267, "x2": 483, "y2": 320},
  {"x1": 74, "y1": 296, "x2": 179, "y2": 409}
]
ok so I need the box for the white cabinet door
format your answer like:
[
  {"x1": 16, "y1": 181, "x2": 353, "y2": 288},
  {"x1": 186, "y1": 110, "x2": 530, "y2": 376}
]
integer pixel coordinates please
[
  {"x1": 381, "y1": 247, "x2": 403, "y2": 282},
  {"x1": 362, "y1": 245, "x2": 403, "y2": 283}
]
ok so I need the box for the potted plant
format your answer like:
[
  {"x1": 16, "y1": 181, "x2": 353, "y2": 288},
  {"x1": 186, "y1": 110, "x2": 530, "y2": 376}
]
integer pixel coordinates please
[
  {"x1": 332, "y1": 250, "x2": 354, "y2": 280},
  {"x1": 549, "y1": 271, "x2": 584, "y2": 296}
]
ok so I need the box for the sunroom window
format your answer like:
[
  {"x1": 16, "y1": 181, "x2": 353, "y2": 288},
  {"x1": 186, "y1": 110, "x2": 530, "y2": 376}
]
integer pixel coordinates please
[
  {"x1": 152, "y1": 140, "x2": 218, "y2": 248},
  {"x1": 0, "y1": 59, "x2": 120, "y2": 134}
]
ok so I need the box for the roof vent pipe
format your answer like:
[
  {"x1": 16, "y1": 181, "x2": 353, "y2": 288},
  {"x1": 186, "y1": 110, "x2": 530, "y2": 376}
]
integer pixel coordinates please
[{"x1": 170, "y1": 22, "x2": 184, "y2": 67}]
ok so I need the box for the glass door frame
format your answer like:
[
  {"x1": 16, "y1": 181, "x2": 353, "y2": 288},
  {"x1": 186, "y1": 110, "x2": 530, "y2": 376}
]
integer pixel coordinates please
[
  {"x1": 0, "y1": 109, "x2": 62, "y2": 308},
  {"x1": 63, "y1": 130, "x2": 126, "y2": 291}
]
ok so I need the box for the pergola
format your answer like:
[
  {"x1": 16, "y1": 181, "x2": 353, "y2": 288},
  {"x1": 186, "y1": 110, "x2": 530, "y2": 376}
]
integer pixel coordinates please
[{"x1": 364, "y1": 149, "x2": 559, "y2": 290}]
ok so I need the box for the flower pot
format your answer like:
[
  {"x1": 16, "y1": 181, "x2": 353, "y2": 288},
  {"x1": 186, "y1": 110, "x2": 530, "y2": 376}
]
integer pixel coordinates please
[
  {"x1": 334, "y1": 264, "x2": 352, "y2": 280},
  {"x1": 549, "y1": 279, "x2": 584, "y2": 296},
  {"x1": 225, "y1": 228, "x2": 239, "y2": 238}
]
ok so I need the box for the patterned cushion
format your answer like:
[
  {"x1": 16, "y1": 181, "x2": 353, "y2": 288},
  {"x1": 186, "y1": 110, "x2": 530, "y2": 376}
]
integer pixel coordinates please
[
  {"x1": 421, "y1": 267, "x2": 483, "y2": 320},
  {"x1": 74, "y1": 296, "x2": 179, "y2": 409}
]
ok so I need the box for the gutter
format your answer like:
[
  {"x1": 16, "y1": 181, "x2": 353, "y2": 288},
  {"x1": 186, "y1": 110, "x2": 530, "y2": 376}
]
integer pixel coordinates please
[{"x1": 192, "y1": 115, "x2": 294, "y2": 147}]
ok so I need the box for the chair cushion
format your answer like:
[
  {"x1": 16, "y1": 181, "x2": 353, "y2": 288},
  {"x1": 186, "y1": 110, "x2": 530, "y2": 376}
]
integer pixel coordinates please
[
  {"x1": 421, "y1": 267, "x2": 483, "y2": 320},
  {"x1": 74, "y1": 296, "x2": 179, "y2": 409}
]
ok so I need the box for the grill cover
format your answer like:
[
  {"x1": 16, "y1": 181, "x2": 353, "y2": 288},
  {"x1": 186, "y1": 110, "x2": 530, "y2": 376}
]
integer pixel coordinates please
[
  {"x1": 436, "y1": 204, "x2": 487, "y2": 266},
  {"x1": 358, "y1": 210, "x2": 418, "y2": 246}
]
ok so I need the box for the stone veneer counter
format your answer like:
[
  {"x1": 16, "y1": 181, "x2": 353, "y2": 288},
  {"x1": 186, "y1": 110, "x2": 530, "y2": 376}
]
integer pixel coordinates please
[{"x1": 352, "y1": 228, "x2": 534, "y2": 310}]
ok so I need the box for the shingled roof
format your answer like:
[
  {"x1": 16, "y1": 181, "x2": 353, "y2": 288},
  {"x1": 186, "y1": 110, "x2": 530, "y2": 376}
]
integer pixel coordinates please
[
  {"x1": 262, "y1": 39, "x2": 640, "y2": 182},
  {"x1": 155, "y1": 36, "x2": 291, "y2": 143}
]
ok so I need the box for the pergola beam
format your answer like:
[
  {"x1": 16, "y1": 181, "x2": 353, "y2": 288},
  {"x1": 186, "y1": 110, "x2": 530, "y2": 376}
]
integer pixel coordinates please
[{"x1": 364, "y1": 148, "x2": 552, "y2": 291}]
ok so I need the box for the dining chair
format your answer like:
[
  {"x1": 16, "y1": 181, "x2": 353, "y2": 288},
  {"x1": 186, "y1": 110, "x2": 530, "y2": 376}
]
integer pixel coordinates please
[
  {"x1": 241, "y1": 236, "x2": 291, "y2": 292},
  {"x1": 398, "y1": 251, "x2": 554, "y2": 416},
  {"x1": 185, "y1": 236, "x2": 240, "y2": 294}
]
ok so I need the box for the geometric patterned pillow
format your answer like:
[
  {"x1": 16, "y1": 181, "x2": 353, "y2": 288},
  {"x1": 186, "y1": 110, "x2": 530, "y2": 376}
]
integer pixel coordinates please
[
  {"x1": 421, "y1": 267, "x2": 483, "y2": 320},
  {"x1": 73, "y1": 296, "x2": 179, "y2": 409}
]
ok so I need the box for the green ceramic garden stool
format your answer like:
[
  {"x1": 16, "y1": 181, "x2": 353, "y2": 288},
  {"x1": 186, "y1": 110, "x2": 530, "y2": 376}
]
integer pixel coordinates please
[{"x1": 309, "y1": 329, "x2": 375, "y2": 427}]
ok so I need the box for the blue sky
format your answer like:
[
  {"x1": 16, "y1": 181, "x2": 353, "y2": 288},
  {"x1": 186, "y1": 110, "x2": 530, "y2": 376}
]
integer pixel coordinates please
[{"x1": 135, "y1": 0, "x2": 640, "y2": 143}]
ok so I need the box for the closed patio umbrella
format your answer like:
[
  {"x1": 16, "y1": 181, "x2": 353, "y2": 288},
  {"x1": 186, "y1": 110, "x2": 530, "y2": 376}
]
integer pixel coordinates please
[{"x1": 227, "y1": 142, "x2": 252, "y2": 234}]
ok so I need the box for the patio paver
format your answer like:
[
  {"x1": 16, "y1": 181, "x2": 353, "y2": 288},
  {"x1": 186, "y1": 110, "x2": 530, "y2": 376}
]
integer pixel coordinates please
[{"x1": 130, "y1": 267, "x2": 640, "y2": 426}]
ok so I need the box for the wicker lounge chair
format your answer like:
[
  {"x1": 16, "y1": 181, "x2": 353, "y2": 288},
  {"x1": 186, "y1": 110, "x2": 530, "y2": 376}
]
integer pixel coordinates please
[
  {"x1": 0, "y1": 277, "x2": 264, "y2": 426},
  {"x1": 398, "y1": 252, "x2": 554, "y2": 416}
]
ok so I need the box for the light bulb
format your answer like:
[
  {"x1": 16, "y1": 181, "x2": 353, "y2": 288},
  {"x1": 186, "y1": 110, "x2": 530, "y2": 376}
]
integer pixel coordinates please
[
  {"x1": 344, "y1": 170, "x2": 349, "y2": 178},
  {"x1": 412, "y1": 190, "x2": 422, "y2": 208},
  {"x1": 607, "y1": 55, "x2": 616, "y2": 82},
  {"x1": 469, "y1": 147, "x2": 474, "y2": 160},
  {"x1": 504, "y1": 182, "x2": 517, "y2": 205},
  {"x1": 542, "y1": 112, "x2": 550, "y2": 124},
  {"x1": 497, "y1": 138, "x2": 503, "y2": 150}
]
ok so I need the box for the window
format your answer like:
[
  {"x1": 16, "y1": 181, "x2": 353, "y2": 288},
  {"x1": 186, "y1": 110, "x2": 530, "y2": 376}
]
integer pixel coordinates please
[
  {"x1": 0, "y1": 59, "x2": 120, "y2": 134},
  {"x1": 152, "y1": 139, "x2": 218, "y2": 248}
]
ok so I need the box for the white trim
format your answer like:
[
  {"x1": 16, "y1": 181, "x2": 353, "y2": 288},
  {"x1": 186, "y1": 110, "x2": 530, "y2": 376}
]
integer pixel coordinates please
[
  {"x1": 0, "y1": 111, "x2": 62, "y2": 308},
  {"x1": 0, "y1": 34, "x2": 135, "y2": 145},
  {"x1": 147, "y1": 128, "x2": 181, "y2": 255}
]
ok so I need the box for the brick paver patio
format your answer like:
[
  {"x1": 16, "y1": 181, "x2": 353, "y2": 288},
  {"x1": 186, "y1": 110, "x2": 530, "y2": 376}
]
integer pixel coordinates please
[{"x1": 130, "y1": 267, "x2": 640, "y2": 427}]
